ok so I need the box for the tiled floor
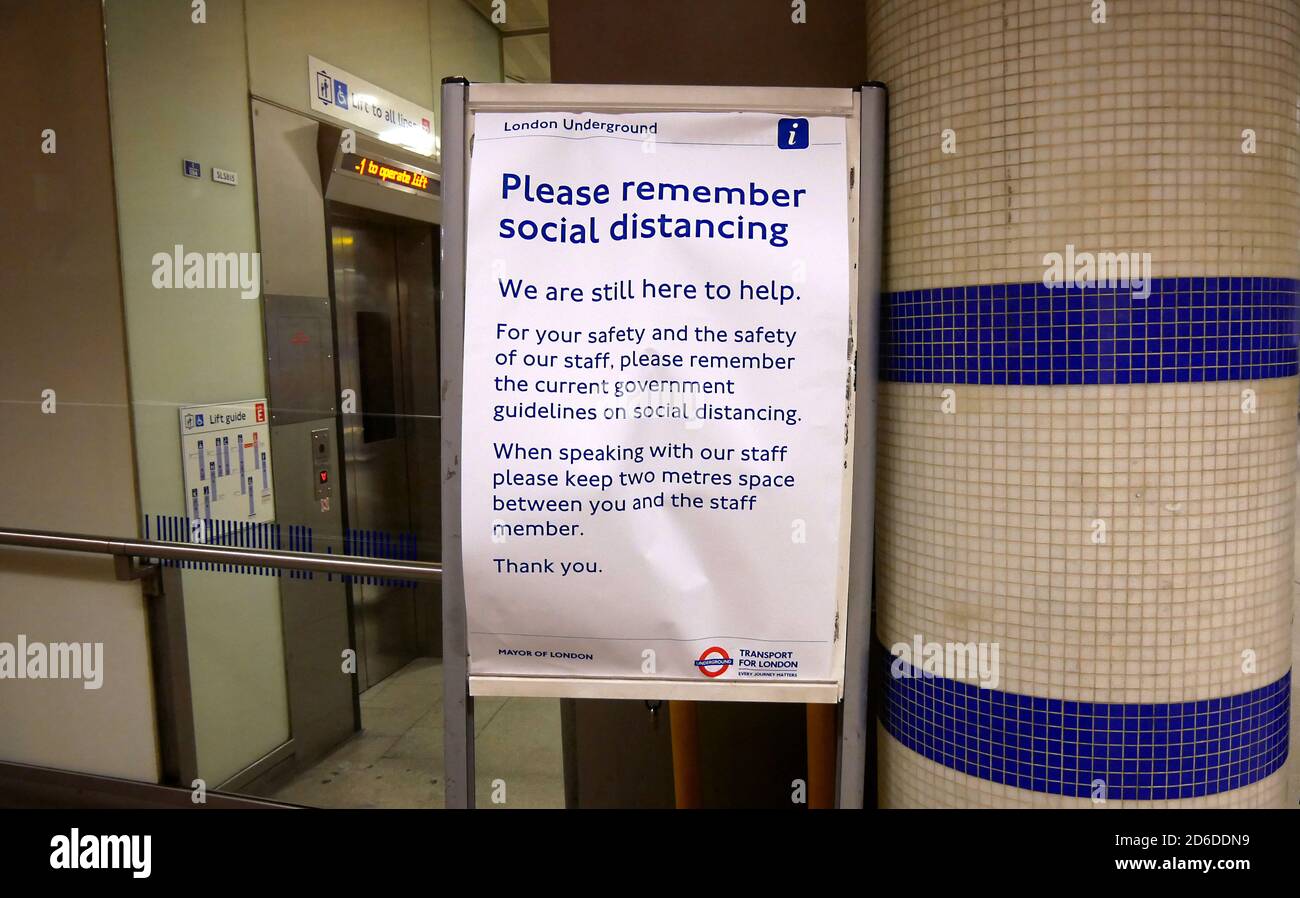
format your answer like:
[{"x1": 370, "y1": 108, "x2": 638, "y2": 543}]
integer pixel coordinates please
[{"x1": 270, "y1": 657, "x2": 566, "y2": 808}]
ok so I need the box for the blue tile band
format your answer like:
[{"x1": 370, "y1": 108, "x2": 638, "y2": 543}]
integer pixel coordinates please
[
  {"x1": 881, "y1": 276, "x2": 1300, "y2": 385},
  {"x1": 882, "y1": 651, "x2": 1290, "y2": 801}
]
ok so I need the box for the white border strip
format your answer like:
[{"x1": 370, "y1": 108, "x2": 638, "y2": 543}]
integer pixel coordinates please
[
  {"x1": 470, "y1": 675, "x2": 839, "y2": 703},
  {"x1": 467, "y1": 82, "x2": 855, "y2": 116}
]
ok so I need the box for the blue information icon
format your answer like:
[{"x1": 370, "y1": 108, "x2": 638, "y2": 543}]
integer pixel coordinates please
[{"x1": 777, "y1": 118, "x2": 809, "y2": 149}]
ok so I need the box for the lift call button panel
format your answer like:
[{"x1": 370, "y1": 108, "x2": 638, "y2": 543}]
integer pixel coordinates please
[{"x1": 311, "y1": 428, "x2": 333, "y2": 510}]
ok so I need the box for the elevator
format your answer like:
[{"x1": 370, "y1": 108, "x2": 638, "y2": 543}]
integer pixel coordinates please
[
  {"x1": 251, "y1": 97, "x2": 443, "y2": 772},
  {"x1": 330, "y1": 212, "x2": 440, "y2": 689}
]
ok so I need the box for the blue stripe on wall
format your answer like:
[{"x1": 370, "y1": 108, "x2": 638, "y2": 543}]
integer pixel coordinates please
[
  {"x1": 882, "y1": 650, "x2": 1290, "y2": 801},
  {"x1": 881, "y1": 276, "x2": 1300, "y2": 385}
]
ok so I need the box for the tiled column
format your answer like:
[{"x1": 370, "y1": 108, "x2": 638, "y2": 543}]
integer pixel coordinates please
[{"x1": 868, "y1": 0, "x2": 1299, "y2": 807}]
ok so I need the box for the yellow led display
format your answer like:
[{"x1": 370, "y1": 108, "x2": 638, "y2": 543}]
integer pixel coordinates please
[{"x1": 342, "y1": 153, "x2": 432, "y2": 194}]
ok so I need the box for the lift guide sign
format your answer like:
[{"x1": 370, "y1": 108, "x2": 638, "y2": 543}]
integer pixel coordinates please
[
  {"x1": 179, "y1": 399, "x2": 275, "y2": 526},
  {"x1": 461, "y1": 110, "x2": 853, "y2": 696}
]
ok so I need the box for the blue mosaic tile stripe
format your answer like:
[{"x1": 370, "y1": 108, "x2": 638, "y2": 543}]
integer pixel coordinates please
[
  {"x1": 882, "y1": 652, "x2": 1290, "y2": 801},
  {"x1": 881, "y1": 276, "x2": 1300, "y2": 385}
]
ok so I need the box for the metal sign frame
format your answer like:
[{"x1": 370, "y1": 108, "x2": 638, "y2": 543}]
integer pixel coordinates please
[{"x1": 440, "y1": 79, "x2": 885, "y2": 808}]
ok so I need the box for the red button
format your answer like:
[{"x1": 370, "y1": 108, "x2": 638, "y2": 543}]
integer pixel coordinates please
[{"x1": 319, "y1": 470, "x2": 329, "y2": 483}]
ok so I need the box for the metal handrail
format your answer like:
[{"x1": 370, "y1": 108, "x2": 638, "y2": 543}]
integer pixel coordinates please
[{"x1": 0, "y1": 527, "x2": 442, "y2": 582}]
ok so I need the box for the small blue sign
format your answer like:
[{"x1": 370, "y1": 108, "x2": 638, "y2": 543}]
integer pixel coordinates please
[
  {"x1": 777, "y1": 118, "x2": 809, "y2": 150},
  {"x1": 194, "y1": 413, "x2": 204, "y2": 427},
  {"x1": 183, "y1": 159, "x2": 201, "y2": 178},
  {"x1": 333, "y1": 78, "x2": 349, "y2": 110}
]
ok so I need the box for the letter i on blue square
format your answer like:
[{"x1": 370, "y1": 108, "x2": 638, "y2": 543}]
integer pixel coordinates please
[{"x1": 777, "y1": 118, "x2": 809, "y2": 149}]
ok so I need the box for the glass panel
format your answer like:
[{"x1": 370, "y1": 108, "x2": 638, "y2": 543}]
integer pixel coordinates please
[{"x1": 0, "y1": 0, "x2": 549, "y2": 811}]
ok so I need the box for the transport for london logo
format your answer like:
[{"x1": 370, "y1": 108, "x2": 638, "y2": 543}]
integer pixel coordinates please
[{"x1": 695, "y1": 646, "x2": 733, "y2": 677}]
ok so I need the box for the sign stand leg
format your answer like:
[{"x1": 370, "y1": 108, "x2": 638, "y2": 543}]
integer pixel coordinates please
[
  {"x1": 440, "y1": 76, "x2": 475, "y2": 810},
  {"x1": 835, "y1": 82, "x2": 888, "y2": 810},
  {"x1": 806, "y1": 702, "x2": 837, "y2": 808},
  {"x1": 668, "y1": 700, "x2": 702, "y2": 808}
]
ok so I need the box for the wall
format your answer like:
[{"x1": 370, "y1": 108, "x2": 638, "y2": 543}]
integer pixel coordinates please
[
  {"x1": 0, "y1": 0, "x2": 158, "y2": 781},
  {"x1": 103, "y1": 0, "x2": 291, "y2": 786},
  {"x1": 430, "y1": 0, "x2": 504, "y2": 119},
  {"x1": 549, "y1": 0, "x2": 866, "y2": 87},
  {"x1": 246, "y1": 0, "x2": 435, "y2": 117},
  {"x1": 245, "y1": 0, "x2": 502, "y2": 147},
  {"x1": 504, "y1": 33, "x2": 550, "y2": 84}
]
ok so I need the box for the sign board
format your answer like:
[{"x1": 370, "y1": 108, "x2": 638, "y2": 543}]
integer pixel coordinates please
[
  {"x1": 308, "y1": 55, "x2": 436, "y2": 157},
  {"x1": 179, "y1": 399, "x2": 275, "y2": 526},
  {"x1": 455, "y1": 95, "x2": 862, "y2": 703}
]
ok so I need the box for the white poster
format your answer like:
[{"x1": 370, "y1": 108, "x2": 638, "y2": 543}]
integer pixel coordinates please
[
  {"x1": 179, "y1": 399, "x2": 275, "y2": 526},
  {"x1": 461, "y1": 110, "x2": 853, "y2": 691},
  {"x1": 308, "y1": 55, "x2": 436, "y2": 156}
]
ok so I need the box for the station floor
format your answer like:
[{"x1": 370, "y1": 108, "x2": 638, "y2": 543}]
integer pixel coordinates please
[{"x1": 269, "y1": 657, "x2": 566, "y2": 808}]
